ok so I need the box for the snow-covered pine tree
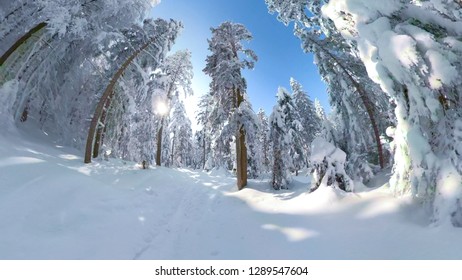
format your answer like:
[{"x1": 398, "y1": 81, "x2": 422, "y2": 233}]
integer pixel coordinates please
[
  {"x1": 203, "y1": 21, "x2": 258, "y2": 190},
  {"x1": 0, "y1": 0, "x2": 180, "y2": 165},
  {"x1": 168, "y1": 101, "x2": 193, "y2": 168},
  {"x1": 290, "y1": 77, "x2": 321, "y2": 170},
  {"x1": 154, "y1": 49, "x2": 193, "y2": 166},
  {"x1": 267, "y1": 0, "x2": 462, "y2": 226},
  {"x1": 322, "y1": 0, "x2": 462, "y2": 226},
  {"x1": 310, "y1": 137, "x2": 353, "y2": 193},
  {"x1": 0, "y1": 2, "x2": 45, "y2": 74},
  {"x1": 312, "y1": 40, "x2": 394, "y2": 182},
  {"x1": 205, "y1": 96, "x2": 231, "y2": 170},
  {"x1": 314, "y1": 98, "x2": 325, "y2": 121},
  {"x1": 265, "y1": 0, "x2": 391, "y2": 172},
  {"x1": 84, "y1": 19, "x2": 181, "y2": 163},
  {"x1": 239, "y1": 99, "x2": 261, "y2": 179},
  {"x1": 256, "y1": 108, "x2": 271, "y2": 173},
  {"x1": 160, "y1": 113, "x2": 171, "y2": 166},
  {"x1": 195, "y1": 93, "x2": 213, "y2": 170},
  {"x1": 314, "y1": 100, "x2": 340, "y2": 151},
  {"x1": 94, "y1": 20, "x2": 181, "y2": 164},
  {"x1": 316, "y1": 107, "x2": 339, "y2": 149},
  {"x1": 191, "y1": 132, "x2": 205, "y2": 169},
  {"x1": 269, "y1": 87, "x2": 303, "y2": 190}
]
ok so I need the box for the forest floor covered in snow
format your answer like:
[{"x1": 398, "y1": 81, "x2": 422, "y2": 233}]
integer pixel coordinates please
[{"x1": 1, "y1": 127, "x2": 462, "y2": 260}]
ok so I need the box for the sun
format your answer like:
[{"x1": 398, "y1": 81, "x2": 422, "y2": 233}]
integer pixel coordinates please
[{"x1": 156, "y1": 101, "x2": 169, "y2": 115}]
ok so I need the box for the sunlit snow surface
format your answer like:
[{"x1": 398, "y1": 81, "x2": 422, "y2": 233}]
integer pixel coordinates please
[{"x1": 1, "y1": 128, "x2": 462, "y2": 259}]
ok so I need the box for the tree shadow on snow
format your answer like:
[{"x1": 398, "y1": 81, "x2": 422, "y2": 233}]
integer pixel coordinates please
[{"x1": 134, "y1": 168, "x2": 462, "y2": 260}]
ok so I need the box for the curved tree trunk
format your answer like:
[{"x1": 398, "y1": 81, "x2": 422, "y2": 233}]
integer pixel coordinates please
[
  {"x1": 92, "y1": 91, "x2": 114, "y2": 158},
  {"x1": 309, "y1": 38, "x2": 385, "y2": 169},
  {"x1": 349, "y1": 77, "x2": 385, "y2": 169},
  {"x1": 1, "y1": 22, "x2": 53, "y2": 122},
  {"x1": 84, "y1": 39, "x2": 155, "y2": 163},
  {"x1": 0, "y1": 22, "x2": 47, "y2": 66}
]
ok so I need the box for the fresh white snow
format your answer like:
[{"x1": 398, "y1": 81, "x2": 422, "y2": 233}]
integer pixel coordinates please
[{"x1": 1, "y1": 127, "x2": 462, "y2": 260}]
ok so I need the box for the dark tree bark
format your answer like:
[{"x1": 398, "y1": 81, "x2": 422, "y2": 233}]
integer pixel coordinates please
[
  {"x1": 236, "y1": 87, "x2": 248, "y2": 190},
  {"x1": 155, "y1": 117, "x2": 164, "y2": 166},
  {"x1": 92, "y1": 92, "x2": 114, "y2": 158},
  {"x1": 154, "y1": 72, "x2": 177, "y2": 166},
  {"x1": 236, "y1": 124, "x2": 248, "y2": 190},
  {"x1": 0, "y1": 22, "x2": 47, "y2": 66},
  {"x1": 84, "y1": 39, "x2": 155, "y2": 163}
]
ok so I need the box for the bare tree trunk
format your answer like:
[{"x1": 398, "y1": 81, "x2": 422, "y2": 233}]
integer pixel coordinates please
[
  {"x1": 155, "y1": 119, "x2": 164, "y2": 166},
  {"x1": 1, "y1": 22, "x2": 47, "y2": 66},
  {"x1": 236, "y1": 124, "x2": 248, "y2": 190},
  {"x1": 92, "y1": 92, "x2": 113, "y2": 158},
  {"x1": 152, "y1": 76, "x2": 177, "y2": 167},
  {"x1": 170, "y1": 136, "x2": 175, "y2": 166},
  {"x1": 235, "y1": 88, "x2": 248, "y2": 190},
  {"x1": 84, "y1": 39, "x2": 155, "y2": 163}
]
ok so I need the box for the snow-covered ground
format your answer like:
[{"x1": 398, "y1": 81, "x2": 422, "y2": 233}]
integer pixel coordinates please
[{"x1": 1, "y1": 128, "x2": 462, "y2": 260}]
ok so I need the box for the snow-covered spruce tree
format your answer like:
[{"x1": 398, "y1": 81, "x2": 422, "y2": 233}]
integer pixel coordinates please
[
  {"x1": 202, "y1": 94, "x2": 231, "y2": 170},
  {"x1": 168, "y1": 101, "x2": 193, "y2": 168},
  {"x1": 154, "y1": 49, "x2": 193, "y2": 166},
  {"x1": 191, "y1": 132, "x2": 205, "y2": 169},
  {"x1": 102, "y1": 63, "x2": 159, "y2": 164},
  {"x1": 314, "y1": 98, "x2": 325, "y2": 121},
  {"x1": 310, "y1": 137, "x2": 353, "y2": 193},
  {"x1": 317, "y1": 57, "x2": 377, "y2": 183},
  {"x1": 310, "y1": 99, "x2": 355, "y2": 192},
  {"x1": 322, "y1": 0, "x2": 462, "y2": 226},
  {"x1": 160, "y1": 117, "x2": 171, "y2": 166},
  {"x1": 256, "y1": 108, "x2": 271, "y2": 173},
  {"x1": 84, "y1": 19, "x2": 181, "y2": 163},
  {"x1": 203, "y1": 22, "x2": 258, "y2": 190},
  {"x1": 290, "y1": 77, "x2": 321, "y2": 169},
  {"x1": 314, "y1": 100, "x2": 339, "y2": 148},
  {"x1": 269, "y1": 87, "x2": 303, "y2": 190},
  {"x1": 195, "y1": 92, "x2": 214, "y2": 170},
  {"x1": 0, "y1": 0, "x2": 170, "y2": 158},
  {"x1": 40, "y1": 0, "x2": 158, "y2": 39},
  {"x1": 102, "y1": 65, "x2": 168, "y2": 163},
  {"x1": 265, "y1": 0, "x2": 391, "y2": 172},
  {"x1": 2, "y1": 0, "x2": 155, "y2": 111},
  {"x1": 240, "y1": 100, "x2": 261, "y2": 179},
  {"x1": 311, "y1": 38, "x2": 394, "y2": 181}
]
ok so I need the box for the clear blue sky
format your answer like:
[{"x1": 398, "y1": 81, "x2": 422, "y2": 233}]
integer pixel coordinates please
[{"x1": 151, "y1": 0, "x2": 329, "y2": 123}]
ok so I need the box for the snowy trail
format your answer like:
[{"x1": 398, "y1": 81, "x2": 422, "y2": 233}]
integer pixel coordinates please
[{"x1": 1, "y1": 131, "x2": 462, "y2": 259}]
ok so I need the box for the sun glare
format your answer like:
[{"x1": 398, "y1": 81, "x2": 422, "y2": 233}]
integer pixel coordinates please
[{"x1": 156, "y1": 102, "x2": 169, "y2": 115}]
